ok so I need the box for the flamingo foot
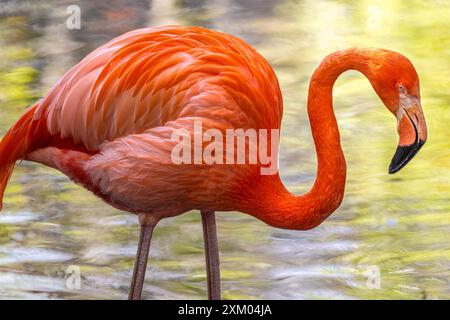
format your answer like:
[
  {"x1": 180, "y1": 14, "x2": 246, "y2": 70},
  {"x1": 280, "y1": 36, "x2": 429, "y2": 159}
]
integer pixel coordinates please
[{"x1": 201, "y1": 210, "x2": 221, "y2": 300}]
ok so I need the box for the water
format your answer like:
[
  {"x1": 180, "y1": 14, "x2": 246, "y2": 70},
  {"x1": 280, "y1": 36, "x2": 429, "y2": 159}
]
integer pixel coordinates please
[{"x1": 0, "y1": 0, "x2": 449, "y2": 299}]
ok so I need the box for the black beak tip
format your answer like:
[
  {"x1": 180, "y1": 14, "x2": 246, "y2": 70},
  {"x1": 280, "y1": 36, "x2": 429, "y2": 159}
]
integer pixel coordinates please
[
  {"x1": 388, "y1": 164, "x2": 401, "y2": 175},
  {"x1": 388, "y1": 140, "x2": 425, "y2": 174}
]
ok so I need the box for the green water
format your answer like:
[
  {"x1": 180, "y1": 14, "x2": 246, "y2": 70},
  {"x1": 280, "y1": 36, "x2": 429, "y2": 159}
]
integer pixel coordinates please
[{"x1": 0, "y1": 0, "x2": 448, "y2": 299}]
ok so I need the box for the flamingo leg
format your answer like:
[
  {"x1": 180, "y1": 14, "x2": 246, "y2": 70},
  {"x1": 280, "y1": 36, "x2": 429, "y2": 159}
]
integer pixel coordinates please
[
  {"x1": 201, "y1": 210, "x2": 221, "y2": 300},
  {"x1": 128, "y1": 218, "x2": 155, "y2": 300}
]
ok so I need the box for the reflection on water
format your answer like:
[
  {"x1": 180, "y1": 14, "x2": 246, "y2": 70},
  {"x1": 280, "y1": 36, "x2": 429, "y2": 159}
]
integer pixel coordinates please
[{"x1": 0, "y1": 0, "x2": 449, "y2": 299}]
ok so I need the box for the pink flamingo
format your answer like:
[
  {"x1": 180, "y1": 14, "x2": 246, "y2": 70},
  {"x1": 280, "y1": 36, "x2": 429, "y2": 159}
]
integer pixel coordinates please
[{"x1": 0, "y1": 26, "x2": 427, "y2": 299}]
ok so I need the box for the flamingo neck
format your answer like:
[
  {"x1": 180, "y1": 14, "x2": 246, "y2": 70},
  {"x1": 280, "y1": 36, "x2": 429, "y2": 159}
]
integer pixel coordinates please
[{"x1": 245, "y1": 49, "x2": 376, "y2": 230}]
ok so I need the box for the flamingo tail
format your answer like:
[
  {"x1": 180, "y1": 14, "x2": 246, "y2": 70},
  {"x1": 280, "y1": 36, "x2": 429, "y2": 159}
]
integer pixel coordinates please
[{"x1": 0, "y1": 103, "x2": 41, "y2": 210}]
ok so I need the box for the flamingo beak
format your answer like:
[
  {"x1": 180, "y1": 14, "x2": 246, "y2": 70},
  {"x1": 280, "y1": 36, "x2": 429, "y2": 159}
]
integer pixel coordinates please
[{"x1": 388, "y1": 97, "x2": 427, "y2": 174}]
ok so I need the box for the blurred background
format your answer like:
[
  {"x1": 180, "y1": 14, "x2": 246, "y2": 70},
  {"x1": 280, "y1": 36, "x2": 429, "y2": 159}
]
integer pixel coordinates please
[{"x1": 0, "y1": 0, "x2": 448, "y2": 299}]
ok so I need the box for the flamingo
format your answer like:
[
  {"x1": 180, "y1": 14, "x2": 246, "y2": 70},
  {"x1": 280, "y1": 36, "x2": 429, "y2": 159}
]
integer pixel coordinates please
[{"x1": 0, "y1": 26, "x2": 427, "y2": 300}]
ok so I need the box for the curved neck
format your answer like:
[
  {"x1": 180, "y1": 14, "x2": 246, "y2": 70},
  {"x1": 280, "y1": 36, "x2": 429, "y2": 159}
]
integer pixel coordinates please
[{"x1": 245, "y1": 49, "x2": 377, "y2": 230}]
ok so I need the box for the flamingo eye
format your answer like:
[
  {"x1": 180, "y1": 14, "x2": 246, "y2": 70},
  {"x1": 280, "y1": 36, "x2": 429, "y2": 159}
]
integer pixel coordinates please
[{"x1": 398, "y1": 84, "x2": 407, "y2": 93}]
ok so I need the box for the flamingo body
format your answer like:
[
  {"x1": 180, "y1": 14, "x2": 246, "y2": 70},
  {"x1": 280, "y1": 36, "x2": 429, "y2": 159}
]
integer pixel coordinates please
[{"x1": 2, "y1": 26, "x2": 283, "y2": 222}]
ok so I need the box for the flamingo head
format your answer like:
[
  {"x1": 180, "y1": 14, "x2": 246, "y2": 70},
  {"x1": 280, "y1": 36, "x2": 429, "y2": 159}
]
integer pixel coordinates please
[{"x1": 367, "y1": 50, "x2": 427, "y2": 174}]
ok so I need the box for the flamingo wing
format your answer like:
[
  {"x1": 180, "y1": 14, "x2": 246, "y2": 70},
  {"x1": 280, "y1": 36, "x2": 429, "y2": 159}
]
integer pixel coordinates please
[{"x1": 34, "y1": 26, "x2": 283, "y2": 152}]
